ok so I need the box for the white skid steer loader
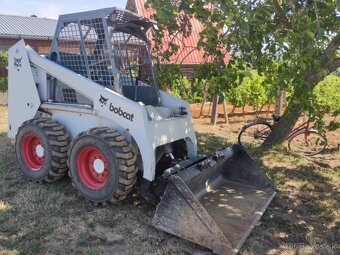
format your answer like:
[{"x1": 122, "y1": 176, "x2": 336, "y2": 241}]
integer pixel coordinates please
[{"x1": 7, "y1": 7, "x2": 276, "y2": 255}]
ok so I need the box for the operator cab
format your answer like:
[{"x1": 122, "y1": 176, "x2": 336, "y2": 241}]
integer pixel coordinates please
[{"x1": 49, "y1": 7, "x2": 160, "y2": 106}]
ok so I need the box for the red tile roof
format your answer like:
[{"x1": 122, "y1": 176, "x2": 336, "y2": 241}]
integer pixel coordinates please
[{"x1": 126, "y1": 0, "x2": 230, "y2": 64}]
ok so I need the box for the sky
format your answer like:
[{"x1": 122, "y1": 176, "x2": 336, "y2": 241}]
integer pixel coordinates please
[{"x1": 0, "y1": 0, "x2": 127, "y2": 19}]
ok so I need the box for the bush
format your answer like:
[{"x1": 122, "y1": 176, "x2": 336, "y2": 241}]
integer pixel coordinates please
[
  {"x1": 191, "y1": 78, "x2": 206, "y2": 99},
  {"x1": 313, "y1": 74, "x2": 340, "y2": 114},
  {"x1": 157, "y1": 63, "x2": 278, "y2": 107},
  {"x1": 156, "y1": 64, "x2": 207, "y2": 103},
  {"x1": 156, "y1": 64, "x2": 182, "y2": 91},
  {"x1": 190, "y1": 95, "x2": 203, "y2": 103},
  {"x1": 0, "y1": 50, "x2": 8, "y2": 93},
  {"x1": 169, "y1": 77, "x2": 207, "y2": 103},
  {"x1": 0, "y1": 78, "x2": 7, "y2": 93},
  {"x1": 0, "y1": 50, "x2": 7, "y2": 68},
  {"x1": 170, "y1": 76, "x2": 191, "y2": 101},
  {"x1": 226, "y1": 69, "x2": 276, "y2": 110}
]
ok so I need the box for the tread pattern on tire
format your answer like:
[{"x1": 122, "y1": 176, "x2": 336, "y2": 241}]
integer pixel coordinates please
[
  {"x1": 68, "y1": 127, "x2": 138, "y2": 204},
  {"x1": 17, "y1": 117, "x2": 70, "y2": 182}
]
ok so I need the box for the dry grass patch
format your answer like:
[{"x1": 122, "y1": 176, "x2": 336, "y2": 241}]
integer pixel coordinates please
[{"x1": 0, "y1": 107, "x2": 339, "y2": 255}]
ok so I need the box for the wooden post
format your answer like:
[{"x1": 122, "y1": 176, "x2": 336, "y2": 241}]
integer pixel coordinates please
[
  {"x1": 199, "y1": 81, "x2": 210, "y2": 117},
  {"x1": 211, "y1": 95, "x2": 219, "y2": 125},
  {"x1": 275, "y1": 89, "x2": 283, "y2": 116},
  {"x1": 222, "y1": 99, "x2": 229, "y2": 125},
  {"x1": 207, "y1": 101, "x2": 212, "y2": 116}
]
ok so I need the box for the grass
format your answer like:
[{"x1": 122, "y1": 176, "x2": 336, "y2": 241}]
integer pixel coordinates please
[{"x1": 0, "y1": 106, "x2": 339, "y2": 255}]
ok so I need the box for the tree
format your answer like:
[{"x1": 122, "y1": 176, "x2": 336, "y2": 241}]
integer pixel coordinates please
[
  {"x1": 0, "y1": 50, "x2": 7, "y2": 68},
  {"x1": 146, "y1": 0, "x2": 340, "y2": 147},
  {"x1": 0, "y1": 50, "x2": 8, "y2": 92}
]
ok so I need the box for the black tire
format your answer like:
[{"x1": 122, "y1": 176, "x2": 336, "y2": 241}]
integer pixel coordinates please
[
  {"x1": 15, "y1": 118, "x2": 70, "y2": 182},
  {"x1": 288, "y1": 130, "x2": 327, "y2": 156},
  {"x1": 238, "y1": 121, "x2": 273, "y2": 149},
  {"x1": 68, "y1": 127, "x2": 137, "y2": 205}
]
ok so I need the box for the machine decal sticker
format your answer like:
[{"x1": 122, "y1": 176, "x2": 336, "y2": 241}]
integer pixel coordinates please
[
  {"x1": 99, "y1": 95, "x2": 134, "y2": 122},
  {"x1": 99, "y1": 94, "x2": 109, "y2": 106},
  {"x1": 109, "y1": 103, "x2": 134, "y2": 122},
  {"x1": 14, "y1": 57, "x2": 22, "y2": 68}
]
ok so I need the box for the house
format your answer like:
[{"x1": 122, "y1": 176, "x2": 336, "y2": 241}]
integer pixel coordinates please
[
  {"x1": 126, "y1": 0, "x2": 230, "y2": 79},
  {"x1": 0, "y1": 5, "x2": 230, "y2": 79},
  {"x1": 0, "y1": 14, "x2": 56, "y2": 52},
  {"x1": 0, "y1": 14, "x2": 57, "y2": 77}
]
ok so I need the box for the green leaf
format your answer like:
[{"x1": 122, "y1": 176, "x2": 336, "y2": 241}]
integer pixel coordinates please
[
  {"x1": 328, "y1": 121, "x2": 340, "y2": 131},
  {"x1": 304, "y1": 31, "x2": 315, "y2": 40}
]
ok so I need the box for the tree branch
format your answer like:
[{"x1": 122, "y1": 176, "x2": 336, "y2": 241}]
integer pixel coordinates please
[
  {"x1": 317, "y1": 32, "x2": 340, "y2": 78},
  {"x1": 272, "y1": 0, "x2": 291, "y2": 28},
  {"x1": 321, "y1": 32, "x2": 340, "y2": 67},
  {"x1": 305, "y1": 57, "x2": 340, "y2": 87},
  {"x1": 179, "y1": 47, "x2": 198, "y2": 64},
  {"x1": 326, "y1": 57, "x2": 340, "y2": 73}
]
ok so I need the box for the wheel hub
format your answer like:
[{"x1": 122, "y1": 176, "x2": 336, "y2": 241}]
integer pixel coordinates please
[
  {"x1": 77, "y1": 146, "x2": 109, "y2": 190},
  {"x1": 21, "y1": 134, "x2": 45, "y2": 171},
  {"x1": 35, "y1": 144, "x2": 44, "y2": 158},
  {"x1": 93, "y1": 159, "x2": 105, "y2": 174}
]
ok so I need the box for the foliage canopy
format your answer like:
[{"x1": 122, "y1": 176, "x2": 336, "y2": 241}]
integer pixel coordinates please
[{"x1": 147, "y1": 0, "x2": 340, "y2": 145}]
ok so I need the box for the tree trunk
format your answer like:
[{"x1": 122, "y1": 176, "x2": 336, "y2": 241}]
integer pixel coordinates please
[
  {"x1": 211, "y1": 95, "x2": 219, "y2": 125},
  {"x1": 199, "y1": 81, "x2": 210, "y2": 117},
  {"x1": 222, "y1": 99, "x2": 229, "y2": 125},
  {"x1": 275, "y1": 89, "x2": 284, "y2": 116},
  {"x1": 262, "y1": 68, "x2": 329, "y2": 148},
  {"x1": 262, "y1": 99, "x2": 303, "y2": 147}
]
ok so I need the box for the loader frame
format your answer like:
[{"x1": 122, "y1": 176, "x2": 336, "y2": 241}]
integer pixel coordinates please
[{"x1": 7, "y1": 7, "x2": 198, "y2": 182}]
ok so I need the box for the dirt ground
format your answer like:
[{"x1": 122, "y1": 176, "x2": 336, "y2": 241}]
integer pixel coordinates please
[{"x1": 0, "y1": 106, "x2": 339, "y2": 255}]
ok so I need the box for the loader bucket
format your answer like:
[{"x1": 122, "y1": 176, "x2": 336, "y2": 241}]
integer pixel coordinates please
[{"x1": 151, "y1": 144, "x2": 276, "y2": 255}]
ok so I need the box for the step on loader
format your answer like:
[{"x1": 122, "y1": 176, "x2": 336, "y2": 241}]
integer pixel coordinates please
[{"x1": 7, "y1": 7, "x2": 276, "y2": 254}]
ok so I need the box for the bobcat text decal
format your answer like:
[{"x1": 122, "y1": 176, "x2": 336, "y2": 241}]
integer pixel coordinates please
[
  {"x1": 99, "y1": 95, "x2": 134, "y2": 122},
  {"x1": 109, "y1": 103, "x2": 134, "y2": 122}
]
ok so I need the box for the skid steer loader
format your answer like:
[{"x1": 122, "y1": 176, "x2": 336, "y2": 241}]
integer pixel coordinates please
[{"x1": 7, "y1": 7, "x2": 276, "y2": 254}]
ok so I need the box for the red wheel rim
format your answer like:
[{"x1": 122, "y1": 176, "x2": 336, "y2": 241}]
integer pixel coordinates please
[
  {"x1": 77, "y1": 146, "x2": 109, "y2": 190},
  {"x1": 21, "y1": 134, "x2": 45, "y2": 171}
]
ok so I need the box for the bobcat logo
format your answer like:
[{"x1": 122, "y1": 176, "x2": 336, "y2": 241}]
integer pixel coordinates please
[
  {"x1": 14, "y1": 57, "x2": 22, "y2": 68},
  {"x1": 99, "y1": 94, "x2": 109, "y2": 106}
]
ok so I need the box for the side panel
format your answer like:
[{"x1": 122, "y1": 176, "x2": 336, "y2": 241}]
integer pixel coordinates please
[
  {"x1": 7, "y1": 40, "x2": 40, "y2": 138},
  {"x1": 46, "y1": 110, "x2": 125, "y2": 138},
  {"x1": 31, "y1": 66, "x2": 48, "y2": 101},
  {"x1": 158, "y1": 90, "x2": 197, "y2": 157},
  {"x1": 149, "y1": 117, "x2": 197, "y2": 157},
  {"x1": 93, "y1": 89, "x2": 156, "y2": 181},
  {"x1": 159, "y1": 90, "x2": 192, "y2": 117}
]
